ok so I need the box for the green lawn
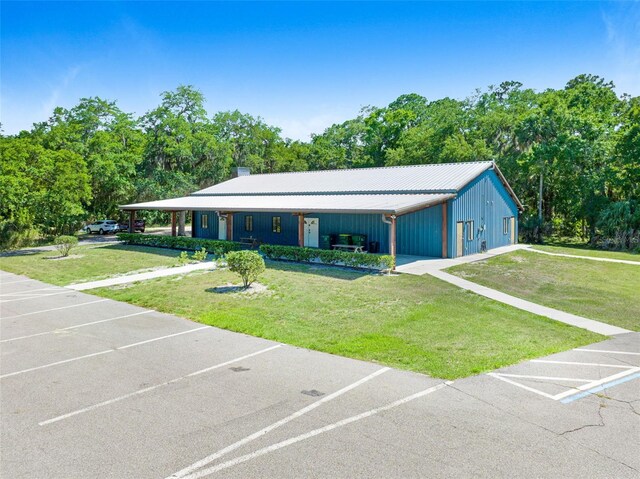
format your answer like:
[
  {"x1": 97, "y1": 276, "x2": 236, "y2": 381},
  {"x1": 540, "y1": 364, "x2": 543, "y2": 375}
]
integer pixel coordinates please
[
  {"x1": 0, "y1": 244, "x2": 183, "y2": 285},
  {"x1": 91, "y1": 260, "x2": 601, "y2": 379},
  {"x1": 532, "y1": 244, "x2": 640, "y2": 262},
  {"x1": 448, "y1": 250, "x2": 640, "y2": 332}
]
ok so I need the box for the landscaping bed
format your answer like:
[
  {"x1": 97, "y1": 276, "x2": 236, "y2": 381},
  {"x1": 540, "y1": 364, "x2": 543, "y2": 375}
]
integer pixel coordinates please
[
  {"x1": 448, "y1": 250, "x2": 640, "y2": 331},
  {"x1": 259, "y1": 244, "x2": 395, "y2": 271},
  {"x1": 116, "y1": 233, "x2": 241, "y2": 255}
]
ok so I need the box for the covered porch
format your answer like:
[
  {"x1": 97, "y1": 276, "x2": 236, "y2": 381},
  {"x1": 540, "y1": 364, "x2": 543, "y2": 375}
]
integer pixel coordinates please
[{"x1": 120, "y1": 192, "x2": 455, "y2": 258}]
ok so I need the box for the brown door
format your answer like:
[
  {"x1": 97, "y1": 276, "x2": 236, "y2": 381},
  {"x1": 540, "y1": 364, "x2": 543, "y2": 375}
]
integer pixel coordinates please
[
  {"x1": 510, "y1": 217, "x2": 516, "y2": 244},
  {"x1": 456, "y1": 222, "x2": 464, "y2": 257}
]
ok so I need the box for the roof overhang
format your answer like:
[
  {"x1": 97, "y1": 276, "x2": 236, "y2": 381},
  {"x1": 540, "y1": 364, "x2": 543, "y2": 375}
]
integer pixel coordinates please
[
  {"x1": 491, "y1": 162, "x2": 524, "y2": 211},
  {"x1": 120, "y1": 193, "x2": 455, "y2": 216}
]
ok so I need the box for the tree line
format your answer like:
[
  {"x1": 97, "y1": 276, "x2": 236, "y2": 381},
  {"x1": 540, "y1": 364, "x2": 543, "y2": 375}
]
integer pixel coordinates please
[{"x1": 1, "y1": 74, "x2": 638, "y2": 250}]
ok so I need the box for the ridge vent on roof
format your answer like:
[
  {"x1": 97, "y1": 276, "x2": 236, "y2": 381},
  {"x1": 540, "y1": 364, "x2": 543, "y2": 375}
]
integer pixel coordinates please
[{"x1": 232, "y1": 160, "x2": 494, "y2": 177}]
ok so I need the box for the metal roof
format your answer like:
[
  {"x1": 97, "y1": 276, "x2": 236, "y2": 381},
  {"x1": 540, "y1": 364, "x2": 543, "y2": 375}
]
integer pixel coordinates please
[
  {"x1": 192, "y1": 161, "x2": 494, "y2": 196},
  {"x1": 120, "y1": 193, "x2": 455, "y2": 215}
]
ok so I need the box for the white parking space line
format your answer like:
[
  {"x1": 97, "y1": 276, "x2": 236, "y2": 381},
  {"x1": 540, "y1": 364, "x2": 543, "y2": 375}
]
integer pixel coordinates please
[
  {"x1": 0, "y1": 299, "x2": 109, "y2": 320},
  {"x1": 0, "y1": 279, "x2": 38, "y2": 285},
  {"x1": 489, "y1": 346, "x2": 640, "y2": 403},
  {"x1": 0, "y1": 311, "x2": 154, "y2": 343},
  {"x1": 531, "y1": 360, "x2": 635, "y2": 369},
  {"x1": 0, "y1": 326, "x2": 209, "y2": 379},
  {"x1": 169, "y1": 366, "x2": 391, "y2": 479},
  {"x1": 496, "y1": 373, "x2": 596, "y2": 382},
  {"x1": 39, "y1": 344, "x2": 282, "y2": 426},
  {"x1": 0, "y1": 291, "x2": 72, "y2": 303},
  {"x1": 574, "y1": 349, "x2": 640, "y2": 356},
  {"x1": 0, "y1": 287, "x2": 64, "y2": 297},
  {"x1": 487, "y1": 373, "x2": 558, "y2": 400},
  {"x1": 175, "y1": 382, "x2": 451, "y2": 479},
  {"x1": 560, "y1": 372, "x2": 640, "y2": 404}
]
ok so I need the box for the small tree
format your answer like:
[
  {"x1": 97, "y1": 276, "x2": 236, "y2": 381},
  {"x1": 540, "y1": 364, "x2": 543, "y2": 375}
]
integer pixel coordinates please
[
  {"x1": 226, "y1": 250, "x2": 266, "y2": 288},
  {"x1": 54, "y1": 235, "x2": 78, "y2": 257}
]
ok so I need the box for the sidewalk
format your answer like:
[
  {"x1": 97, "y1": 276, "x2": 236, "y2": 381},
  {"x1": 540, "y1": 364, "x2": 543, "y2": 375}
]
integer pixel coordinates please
[
  {"x1": 395, "y1": 244, "x2": 528, "y2": 275},
  {"x1": 67, "y1": 261, "x2": 216, "y2": 291},
  {"x1": 428, "y1": 269, "x2": 631, "y2": 336},
  {"x1": 527, "y1": 248, "x2": 640, "y2": 265}
]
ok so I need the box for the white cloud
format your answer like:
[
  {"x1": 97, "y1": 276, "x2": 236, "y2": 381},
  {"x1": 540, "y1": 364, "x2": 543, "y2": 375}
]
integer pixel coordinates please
[
  {"x1": 40, "y1": 65, "x2": 82, "y2": 119},
  {"x1": 602, "y1": 5, "x2": 640, "y2": 96}
]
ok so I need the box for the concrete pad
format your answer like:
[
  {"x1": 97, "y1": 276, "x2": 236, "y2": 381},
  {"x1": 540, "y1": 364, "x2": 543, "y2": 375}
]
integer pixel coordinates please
[{"x1": 395, "y1": 244, "x2": 528, "y2": 275}]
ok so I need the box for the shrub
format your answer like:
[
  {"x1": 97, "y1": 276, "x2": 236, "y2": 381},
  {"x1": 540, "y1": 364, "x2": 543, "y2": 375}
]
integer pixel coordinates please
[
  {"x1": 116, "y1": 233, "x2": 241, "y2": 255},
  {"x1": 596, "y1": 200, "x2": 640, "y2": 250},
  {"x1": 0, "y1": 221, "x2": 41, "y2": 251},
  {"x1": 226, "y1": 250, "x2": 266, "y2": 288},
  {"x1": 178, "y1": 251, "x2": 191, "y2": 265},
  {"x1": 259, "y1": 244, "x2": 395, "y2": 271},
  {"x1": 191, "y1": 247, "x2": 208, "y2": 262},
  {"x1": 53, "y1": 235, "x2": 78, "y2": 257}
]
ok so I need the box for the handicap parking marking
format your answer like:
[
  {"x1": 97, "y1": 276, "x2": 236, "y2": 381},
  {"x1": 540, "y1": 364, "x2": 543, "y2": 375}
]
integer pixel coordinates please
[
  {"x1": 488, "y1": 348, "x2": 640, "y2": 403},
  {"x1": 560, "y1": 372, "x2": 640, "y2": 404}
]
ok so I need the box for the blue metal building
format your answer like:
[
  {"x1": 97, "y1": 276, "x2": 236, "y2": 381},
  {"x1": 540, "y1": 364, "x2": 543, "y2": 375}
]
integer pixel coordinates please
[{"x1": 122, "y1": 161, "x2": 522, "y2": 258}]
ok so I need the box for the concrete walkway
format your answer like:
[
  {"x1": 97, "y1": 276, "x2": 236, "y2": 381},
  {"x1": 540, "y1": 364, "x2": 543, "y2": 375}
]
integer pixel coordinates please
[
  {"x1": 395, "y1": 244, "x2": 528, "y2": 275},
  {"x1": 527, "y1": 247, "x2": 640, "y2": 265},
  {"x1": 67, "y1": 261, "x2": 216, "y2": 291},
  {"x1": 429, "y1": 269, "x2": 631, "y2": 336},
  {"x1": 395, "y1": 244, "x2": 631, "y2": 336}
]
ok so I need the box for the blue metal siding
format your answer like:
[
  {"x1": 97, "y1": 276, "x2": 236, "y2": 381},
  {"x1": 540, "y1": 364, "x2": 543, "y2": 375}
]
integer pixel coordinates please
[
  {"x1": 396, "y1": 204, "x2": 443, "y2": 257},
  {"x1": 447, "y1": 169, "x2": 519, "y2": 257},
  {"x1": 193, "y1": 211, "x2": 392, "y2": 252},
  {"x1": 233, "y1": 212, "x2": 298, "y2": 246},
  {"x1": 193, "y1": 211, "x2": 219, "y2": 239},
  {"x1": 193, "y1": 169, "x2": 518, "y2": 259}
]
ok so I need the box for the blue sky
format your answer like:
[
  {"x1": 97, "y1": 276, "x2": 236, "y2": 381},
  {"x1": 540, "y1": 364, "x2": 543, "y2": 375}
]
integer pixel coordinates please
[{"x1": 2, "y1": 1, "x2": 639, "y2": 140}]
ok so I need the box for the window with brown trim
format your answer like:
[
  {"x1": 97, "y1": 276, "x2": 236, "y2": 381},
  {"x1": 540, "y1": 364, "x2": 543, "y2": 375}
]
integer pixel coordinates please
[
  {"x1": 503, "y1": 217, "x2": 509, "y2": 235},
  {"x1": 245, "y1": 215, "x2": 253, "y2": 232},
  {"x1": 201, "y1": 214, "x2": 208, "y2": 229},
  {"x1": 466, "y1": 220, "x2": 474, "y2": 241}
]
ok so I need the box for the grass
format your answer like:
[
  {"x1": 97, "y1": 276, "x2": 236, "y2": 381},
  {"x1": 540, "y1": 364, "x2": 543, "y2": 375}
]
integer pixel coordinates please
[
  {"x1": 448, "y1": 250, "x2": 640, "y2": 332},
  {"x1": 0, "y1": 244, "x2": 184, "y2": 285},
  {"x1": 90, "y1": 260, "x2": 601, "y2": 379},
  {"x1": 532, "y1": 244, "x2": 640, "y2": 262}
]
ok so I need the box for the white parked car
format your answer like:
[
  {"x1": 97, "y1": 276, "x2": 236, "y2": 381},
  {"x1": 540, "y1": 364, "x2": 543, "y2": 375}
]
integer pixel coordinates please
[{"x1": 85, "y1": 220, "x2": 119, "y2": 235}]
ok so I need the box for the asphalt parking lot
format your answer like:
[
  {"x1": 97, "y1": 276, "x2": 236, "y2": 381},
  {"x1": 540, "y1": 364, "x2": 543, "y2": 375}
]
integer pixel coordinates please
[{"x1": 1, "y1": 270, "x2": 639, "y2": 478}]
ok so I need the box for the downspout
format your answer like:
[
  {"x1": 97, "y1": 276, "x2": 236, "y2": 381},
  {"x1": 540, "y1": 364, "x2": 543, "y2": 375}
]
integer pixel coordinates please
[{"x1": 381, "y1": 214, "x2": 397, "y2": 270}]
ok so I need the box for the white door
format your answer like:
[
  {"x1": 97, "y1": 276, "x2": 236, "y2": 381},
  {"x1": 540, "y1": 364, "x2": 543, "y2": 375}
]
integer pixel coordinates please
[
  {"x1": 218, "y1": 215, "x2": 227, "y2": 240},
  {"x1": 304, "y1": 218, "x2": 319, "y2": 248}
]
